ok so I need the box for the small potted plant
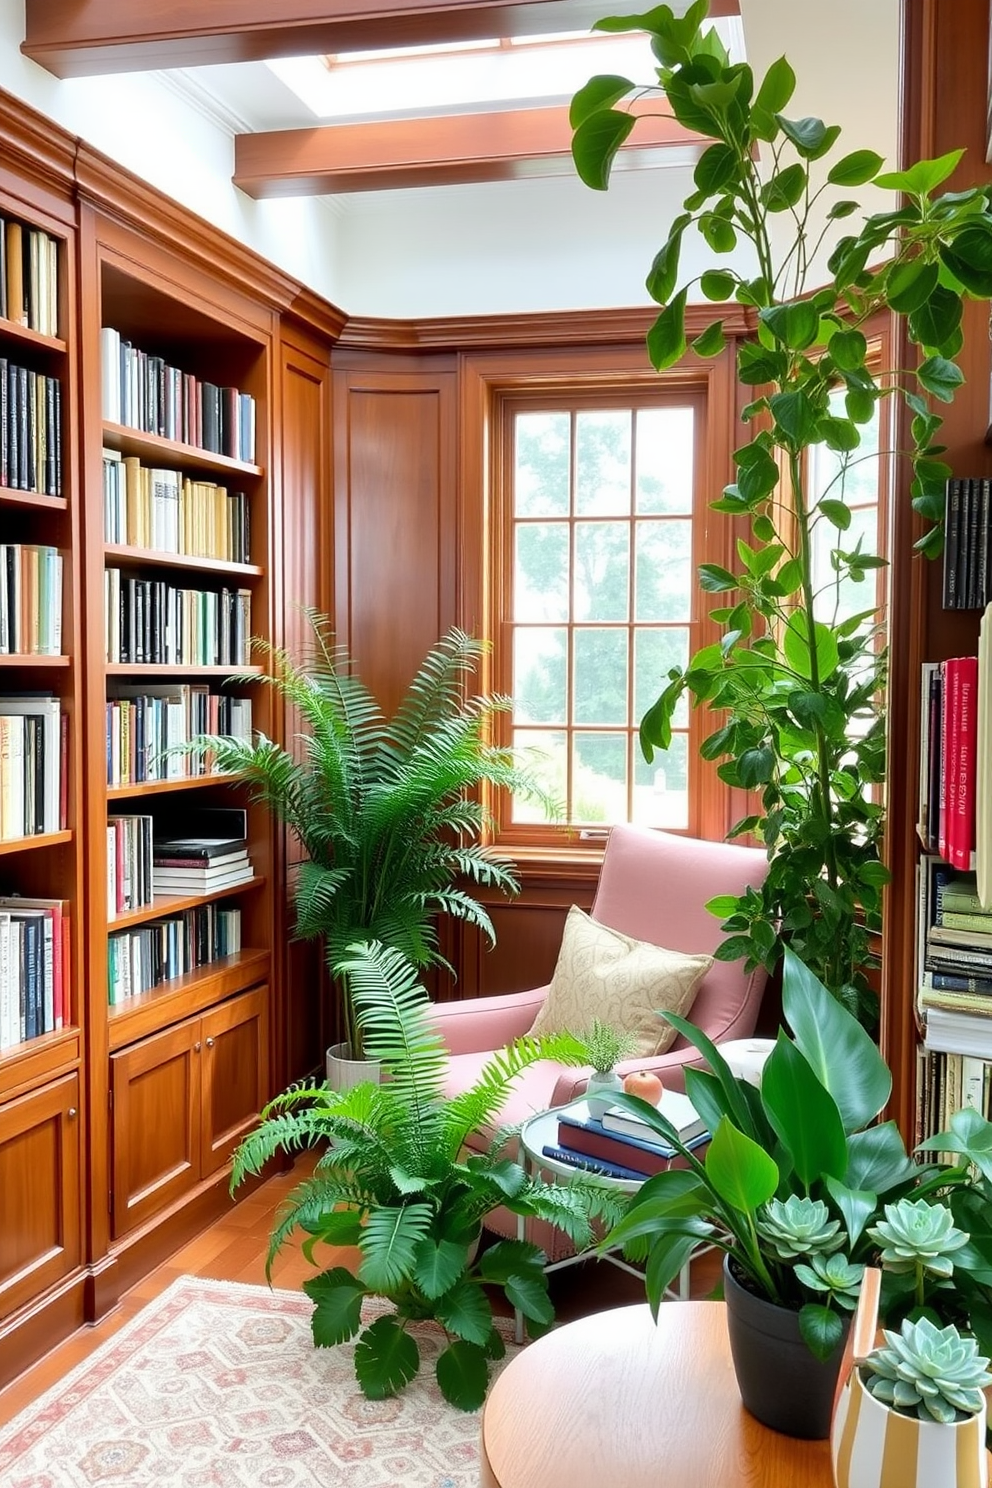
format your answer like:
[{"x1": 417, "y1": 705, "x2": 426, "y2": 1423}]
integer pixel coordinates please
[
  {"x1": 570, "y1": 1019, "x2": 639, "y2": 1118},
  {"x1": 603, "y1": 948, "x2": 992, "y2": 1440},
  {"x1": 832, "y1": 1269, "x2": 991, "y2": 1488},
  {"x1": 231, "y1": 941, "x2": 623, "y2": 1411}
]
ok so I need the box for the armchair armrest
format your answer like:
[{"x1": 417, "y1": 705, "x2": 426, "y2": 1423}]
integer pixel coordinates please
[
  {"x1": 428, "y1": 985, "x2": 549, "y2": 1056},
  {"x1": 545, "y1": 1045, "x2": 710, "y2": 1107}
]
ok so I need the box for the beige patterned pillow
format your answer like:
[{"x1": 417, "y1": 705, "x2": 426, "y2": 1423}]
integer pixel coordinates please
[{"x1": 528, "y1": 905, "x2": 713, "y2": 1057}]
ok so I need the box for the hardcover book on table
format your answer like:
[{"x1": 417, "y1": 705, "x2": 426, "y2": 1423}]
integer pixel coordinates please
[
  {"x1": 556, "y1": 1100, "x2": 709, "y2": 1178},
  {"x1": 600, "y1": 1087, "x2": 706, "y2": 1144}
]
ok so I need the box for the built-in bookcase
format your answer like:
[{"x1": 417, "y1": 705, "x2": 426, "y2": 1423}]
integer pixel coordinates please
[{"x1": 0, "y1": 154, "x2": 85, "y2": 1333}]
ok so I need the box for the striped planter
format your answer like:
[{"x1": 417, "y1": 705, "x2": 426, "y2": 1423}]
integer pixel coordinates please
[{"x1": 831, "y1": 1366, "x2": 988, "y2": 1488}]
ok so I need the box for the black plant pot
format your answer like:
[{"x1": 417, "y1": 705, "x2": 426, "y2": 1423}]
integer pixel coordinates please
[{"x1": 723, "y1": 1255, "x2": 849, "y2": 1441}]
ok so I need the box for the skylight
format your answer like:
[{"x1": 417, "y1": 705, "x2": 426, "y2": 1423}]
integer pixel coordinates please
[{"x1": 266, "y1": 19, "x2": 745, "y2": 123}]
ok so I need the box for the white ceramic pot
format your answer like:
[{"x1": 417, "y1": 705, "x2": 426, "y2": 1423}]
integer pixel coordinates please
[
  {"x1": 325, "y1": 1041, "x2": 381, "y2": 1092},
  {"x1": 831, "y1": 1365, "x2": 988, "y2": 1488},
  {"x1": 585, "y1": 1068, "x2": 623, "y2": 1121}
]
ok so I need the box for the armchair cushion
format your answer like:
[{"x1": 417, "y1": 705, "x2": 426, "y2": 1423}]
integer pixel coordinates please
[{"x1": 527, "y1": 904, "x2": 713, "y2": 1056}]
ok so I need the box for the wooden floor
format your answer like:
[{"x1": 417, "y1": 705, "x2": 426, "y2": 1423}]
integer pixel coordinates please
[{"x1": 0, "y1": 1156, "x2": 721, "y2": 1431}]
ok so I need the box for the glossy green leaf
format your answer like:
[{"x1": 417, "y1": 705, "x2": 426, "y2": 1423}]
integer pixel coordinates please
[
  {"x1": 782, "y1": 612, "x2": 839, "y2": 682},
  {"x1": 819, "y1": 498, "x2": 852, "y2": 530},
  {"x1": 571, "y1": 108, "x2": 637, "y2": 190},
  {"x1": 886, "y1": 259, "x2": 939, "y2": 314},
  {"x1": 412, "y1": 1236, "x2": 472, "y2": 1300},
  {"x1": 646, "y1": 213, "x2": 690, "y2": 305},
  {"x1": 435, "y1": 1340, "x2": 490, "y2": 1411},
  {"x1": 760, "y1": 300, "x2": 819, "y2": 350},
  {"x1": 355, "y1": 1315, "x2": 420, "y2": 1399},
  {"x1": 646, "y1": 288, "x2": 688, "y2": 370},
  {"x1": 874, "y1": 148, "x2": 964, "y2": 195},
  {"x1": 698, "y1": 563, "x2": 738, "y2": 592},
  {"x1": 700, "y1": 269, "x2": 735, "y2": 301},
  {"x1": 823, "y1": 1177, "x2": 877, "y2": 1249},
  {"x1": 917, "y1": 354, "x2": 965, "y2": 401},
  {"x1": 754, "y1": 56, "x2": 796, "y2": 115},
  {"x1": 760, "y1": 1034, "x2": 848, "y2": 1187},
  {"x1": 700, "y1": 212, "x2": 737, "y2": 253},
  {"x1": 908, "y1": 285, "x2": 963, "y2": 354},
  {"x1": 827, "y1": 149, "x2": 884, "y2": 186},
  {"x1": 781, "y1": 948, "x2": 891, "y2": 1131},
  {"x1": 762, "y1": 162, "x2": 807, "y2": 212},
  {"x1": 692, "y1": 320, "x2": 726, "y2": 357},
  {"x1": 304, "y1": 1267, "x2": 366, "y2": 1347},
  {"x1": 769, "y1": 389, "x2": 819, "y2": 446},
  {"x1": 799, "y1": 1303, "x2": 845, "y2": 1363},
  {"x1": 704, "y1": 1117, "x2": 780, "y2": 1214},
  {"x1": 433, "y1": 1277, "x2": 493, "y2": 1345},
  {"x1": 694, "y1": 141, "x2": 739, "y2": 196},
  {"x1": 829, "y1": 328, "x2": 867, "y2": 370},
  {"x1": 940, "y1": 225, "x2": 992, "y2": 296},
  {"x1": 569, "y1": 73, "x2": 636, "y2": 128}
]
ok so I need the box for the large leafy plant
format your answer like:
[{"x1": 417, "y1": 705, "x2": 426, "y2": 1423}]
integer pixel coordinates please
[
  {"x1": 605, "y1": 948, "x2": 992, "y2": 1362},
  {"x1": 231, "y1": 942, "x2": 621, "y2": 1410},
  {"x1": 571, "y1": 1, "x2": 992, "y2": 1014},
  {"x1": 193, "y1": 612, "x2": 550, "y2": 1053}
]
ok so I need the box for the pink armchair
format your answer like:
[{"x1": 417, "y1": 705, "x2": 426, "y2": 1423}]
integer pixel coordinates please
[{"x1": 431, "y1": 824, "x2": 771, "y2": 1257}]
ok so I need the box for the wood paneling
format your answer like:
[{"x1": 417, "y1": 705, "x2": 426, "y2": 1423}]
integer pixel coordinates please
[
  {"x1": 200, "y1": 988, "x2": 268, "y2": 1175},
  {"x1": 234, "y1": 106, "x2": 701, "y2": 198},
  {"x1": 0, "y1": 1075, "x2": 80, "y2": 1323},
  {"x1": 23, "y1": 1, "x2": 738, "y2": 77},
  {"x1": 110, "y1": 1022, "x2": 201, "y2": 1238},
  {"x1": 333, "y1": 367, "x2": 457, "y2": 714}
]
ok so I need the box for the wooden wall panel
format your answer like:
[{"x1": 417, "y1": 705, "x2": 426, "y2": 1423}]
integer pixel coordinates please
[
  {"x1": 333, "y1": 368, "x2": 457, "y2": 714},
  {"x1": 277, "y1": 325, "x2": 333, "y2": 1084}
]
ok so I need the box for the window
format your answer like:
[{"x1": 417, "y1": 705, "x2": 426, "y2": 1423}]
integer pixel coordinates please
[{"x1": 496, "y1": 391, "x2": 706, "y2": 840}]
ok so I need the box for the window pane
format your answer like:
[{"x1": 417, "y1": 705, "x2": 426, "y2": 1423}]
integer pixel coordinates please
[
  {"x1": 574, "y1": 629, "x2": 627, "y2": 724},
  {"x1": 574, "y1": 521, "x2": 629, "y2": 621},
  {"x1": 575, "y1": 410, "x2": 631, "y2": 516},
  {"x1": 515, "y1": 522, "x2": 569, "y2": 620},
  {"x1": 636, "y1": 406, "x2": 694, "y2": 514},
  {"x1": 573, "y1": 733, "x2": 627, "y2": 823},
  {"x1": 634, "y1": 627, "x2": 689, "y2": 728},
  {"x1": 511, "y1": 728, "x2": 565, "y2": 823},
  {"x1": 813, "y1": 505, "x2": 879, "y2": 624},
  {"x1": 513, "y1": 627, "x2": 567, "y2": 724},
  {"x1": 635, "y1": 519, "x2": 692, "y2": 621},
  {"x1": 515, "y1": 412, "x2": 570, "y2": 517},
  {"x1": 809, "y1": 395, "x2": 880, "y2": 508},
  {"x1": 632, "y1": 732, "x2": 689, "y2": 829}
]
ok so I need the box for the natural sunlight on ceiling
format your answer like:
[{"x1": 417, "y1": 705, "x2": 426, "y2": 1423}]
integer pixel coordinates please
[{"x1": 265, "y1": 18, "x2": 746, "y2": 122}]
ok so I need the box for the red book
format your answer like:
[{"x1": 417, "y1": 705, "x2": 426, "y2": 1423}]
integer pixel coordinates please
[
  {"x1": 945, "y1": 656, "x2": 978, "y2": 871},
  {"x1": 556, "y1": 1116, "x2": 704, "y2": 1178}
]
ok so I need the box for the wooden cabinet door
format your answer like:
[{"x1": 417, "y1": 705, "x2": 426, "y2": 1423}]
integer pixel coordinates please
[
  {"x1": 0, "y1": 1073, "x2": 81, "y2": 1322},
  {"x1": 110, "y1": 1019, "x2": 200, "y2": 1239},
  {"x1": 200, "y1": 986, "x2": 268, "y2": 1177}
]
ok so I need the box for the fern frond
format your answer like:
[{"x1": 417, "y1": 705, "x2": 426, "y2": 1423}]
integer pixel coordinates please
[{"x1": 442, "y1": 1031, "x2": 588, "y2": 1154}]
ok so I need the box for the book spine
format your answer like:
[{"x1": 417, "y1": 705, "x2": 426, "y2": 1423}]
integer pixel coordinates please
[{"x1": 540, "y1": 1143, "x2": 646, "y2": 1183}]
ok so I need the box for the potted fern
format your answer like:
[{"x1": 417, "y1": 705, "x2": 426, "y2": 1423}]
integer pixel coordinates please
[
  {"x1": 570, "y1": 1018, "x2": 638, "y2": 1118},
  {"x1": 190, "y1": 612, "x2": 551, "y2": 1069},
  {"x1": 232, "y1": 942, "x2": 621, "y2": 1410}
]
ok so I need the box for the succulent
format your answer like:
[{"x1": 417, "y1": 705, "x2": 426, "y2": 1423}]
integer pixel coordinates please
[
  {"x1": 794, "y1": 1254, "x2": 865, "y2": 1311},
  {"x1": 862, "y1": 1316, "x2": 992, "y2": 1423},
  {"x1": 868, "y1": 1199, "x2": 969, "y2": 1280},
  {"x1": 756, "y1": 1196, "x2": 845, "y2": 1262},
  {"x1": 573, "y1": 1019, "x2": 638, "y2": 1075}
]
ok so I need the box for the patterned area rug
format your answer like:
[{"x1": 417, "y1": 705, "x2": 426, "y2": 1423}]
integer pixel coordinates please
[{"x1": 0, "y1": 1275, "x2": 518, "y2": 1487}]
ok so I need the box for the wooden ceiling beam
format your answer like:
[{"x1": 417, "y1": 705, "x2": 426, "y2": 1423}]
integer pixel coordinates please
[
  {"x1": 23, "y1": 0, "x2": 740, "y2": 79},
  {"x1": 232, "y1": 105, "x2": 702, "y2": 197}
]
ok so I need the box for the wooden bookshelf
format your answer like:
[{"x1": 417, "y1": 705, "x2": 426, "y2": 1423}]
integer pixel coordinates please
[
  {"x1": 106, "y1": 875, "x2": 266, "y2": 930},
  {"x1": 101, "y1": 420, "x2": 264, "y2": 478},
  {"x1": 104, "y1": 544, "x2": 263, "y2": 578}
]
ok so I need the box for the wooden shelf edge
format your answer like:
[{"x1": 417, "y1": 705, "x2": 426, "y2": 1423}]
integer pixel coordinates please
[
  {"x1": 0, "y1": 489, "x2": 68, "y2": 511},
  {"x1": 106, "y1": 773, "x2": 246, "y2": 799},
  {"x1": 107, "y1": 948, "x2": 270, "y2": 1049},
  {"x1": 0, "y1": 316, "x2": 65, "y2": 354},
  {"x1": 103, "y1": 544, "x2": 262, "y2": 578},
  {"x1": 0, "y1": 654, "x2": 70, "y2": 667},
  {"x1": 102, "y1": 421, "x2": 264, "y2": 479},
  {"x1": 104, "y1": 663, "x2": 263, "y2": 678},
  {"x1": 0, "y1": 829, "x2": 72, "y2": 855},
  {"x1": 107, "y1": 875, "x2": 266, "y2": 930}
]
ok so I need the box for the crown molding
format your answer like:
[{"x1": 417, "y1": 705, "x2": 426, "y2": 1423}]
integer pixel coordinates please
[{"x1": 336, "y1": 303, "x2": 754, "y2": 351}]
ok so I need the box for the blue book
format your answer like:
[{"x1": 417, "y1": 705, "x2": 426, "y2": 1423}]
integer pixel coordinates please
[{"x1": 540, "y1": 1143, "x2": 648, "y2": 1183}]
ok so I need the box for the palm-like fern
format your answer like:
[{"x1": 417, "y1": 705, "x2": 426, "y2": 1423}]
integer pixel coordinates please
[
  {"x1": 231, "y1": 942, "x2": 623, "y2": 1410},
  {"x1": 190, "y1": 612, "x2": 553, "y2": 1051}
]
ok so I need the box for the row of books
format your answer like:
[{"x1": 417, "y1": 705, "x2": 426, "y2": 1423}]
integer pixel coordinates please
[
  {"x1": 100, "y1": 327, "x2": 257, "y2": 464},
  {"x1": 107, "y1": 813, "x2": 154, "y2": 916},
  {"x1": 918, "y1": 655, "x2": 983, "y2": 872},
  {"x1": 0, "y1": 898, "x2": 70, "y2": 1051},
  {"x1": 0, "y1": 697, "x2": 65, "y2": 839},
  {"x1": 916, "y1": 857, "x2": 992, "y2": 1006},
  {"x1": 105, "y1": 686, "x2": 252, "y2": 787},
  {"x1": 0, "y1": 544, "x2": 63, "y2": 655},
  {"x1": 1, "y1": 361, "x2": 62, "y2": 495},
  {"x1": 104, "y1": 569, "x2": 253, "y2": 667},
  {"x1": 942, "y1": 476, "x2": 992, "y2": 610},
  {"x1": 108, "y1": 904, "x2": 242, "y2": 1005},
  {"x1": 0, "y1": 218, "x2": 59, "y2": 338},
  {"x1": 102, "y1": 450, "x2": 251, "y2": 564},
  {"x1": 916, "y1": 1046, "x2": 992, "y2": 1151},
  {"x1": 542, "y1": 1092, "x2": 707, "y2": 1181}
]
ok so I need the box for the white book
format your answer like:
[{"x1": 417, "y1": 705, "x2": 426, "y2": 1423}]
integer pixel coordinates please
[
  {"x1": 601, "y1": 1086, "x2": 706, "y2": 1143},
  {"x1": 0, "y1": 714, "x2": 25, "y2": 839},
  {"x1": 925, "y1": 1005, "x2": 992, "y2": 1060},
  {"x1": 0, "y1": 696, "x2": 60, "y2": 833},
  {"x1": 100, "y1": 326, "x2": 120, "y2": 423},
  {"x1": 961, "y1": 1055, "x2": 987, "y2": 1112}
]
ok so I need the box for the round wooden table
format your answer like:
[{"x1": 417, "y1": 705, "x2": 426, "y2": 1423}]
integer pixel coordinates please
[{"x1": 480, "y1": 1302, "x2": 834, "y2": 1488}]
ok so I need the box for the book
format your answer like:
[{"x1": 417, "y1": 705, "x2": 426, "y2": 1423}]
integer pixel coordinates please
[
  {"x1": 556, "y1": 1103, "x2": 709, "y2": 1177},
  {"x1": 925, "y1": 1006, "x2": 992, "y2": 1059},
  {"x1": 152, "y1": 836, "x2": 247, "y2": 861},
  {"x1": 601, "y1": 1087, "x2": 706, "y2": 1144},
  {"x1": 540, "y1": 1143, "x2": 649, "y2": 1183}
]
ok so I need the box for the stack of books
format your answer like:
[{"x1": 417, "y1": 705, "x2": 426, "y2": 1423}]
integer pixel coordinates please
[
  {"x1": 108, "y1": 902, "x2": 241, "y2": 1004},
  {"x1": 0, "y1": 694, "x2": 64, "y2": 838},
  {"x1": 542, "y1": 1091, "x2": 709, "y2": 1181},
  {"x1": 917, "y1": 857, "x2": 992, "y2": 1016},
  {"x1": 918, "y1": 656, "x2": 979, "y2": 871},
  {"x1": 152, "y1": 834, "x2": 253, "y2": 897},
  {"x1": 942, "y1": 476, "x2": 992, "y2": 610}
]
